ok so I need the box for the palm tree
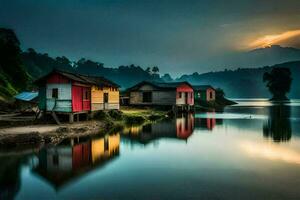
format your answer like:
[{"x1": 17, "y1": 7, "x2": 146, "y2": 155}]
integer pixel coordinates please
[{"x1": 263, "y1": 67, "x2": 292, "y2": 100}]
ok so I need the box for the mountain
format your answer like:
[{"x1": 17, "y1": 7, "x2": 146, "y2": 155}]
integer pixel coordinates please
[
  {"x1": 177, "y1": 61, "x2": 300, "y2": 98},
  {"x1": 233, "y1": 45, "x2": 300, "y2": 68}
]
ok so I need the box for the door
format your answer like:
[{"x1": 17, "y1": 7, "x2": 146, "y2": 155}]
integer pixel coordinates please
[
  {"x1": 104, "y1": 93, "x2": 109, "y2": 110},
  {"x1": 82, "y1": 87, "x2": 91, "y2": 111},
  {"x1": 72, "y1": 86, "x2": 83, "y2": 112}
]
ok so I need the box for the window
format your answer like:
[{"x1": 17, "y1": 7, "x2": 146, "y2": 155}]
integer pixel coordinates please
[
  {"x1": 143, "y1": 92, "x2": 152, "y2": 103},
  {"x1": 179, "y1": 92, "x2": 182, "y2": 98},
  {"x1": 210, "y1": 92, "x2": 213, "y2": 99},
  {"x1": 52, "y1": 88, "x2": 58, "y2": 98},
  {"x1": 83, "y1": 90, "x2": 90, "y2": 100}
]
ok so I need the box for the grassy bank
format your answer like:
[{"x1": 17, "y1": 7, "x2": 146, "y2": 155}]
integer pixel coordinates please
[
  {"x1": 0, "y1": 107, "x2": 169, "y2": 148},
  {"x1": 93, "y1": 106, "x2": 169, "y2": 129}
]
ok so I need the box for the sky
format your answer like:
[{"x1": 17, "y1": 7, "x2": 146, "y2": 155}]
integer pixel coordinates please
[{"x1": 1, "y1": 0, "x2": 300, "y2": 76}]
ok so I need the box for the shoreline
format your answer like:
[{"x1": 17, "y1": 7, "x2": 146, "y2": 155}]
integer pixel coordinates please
[{"x1": 0, "y1": 108, "x2": 169, "y2": 148}]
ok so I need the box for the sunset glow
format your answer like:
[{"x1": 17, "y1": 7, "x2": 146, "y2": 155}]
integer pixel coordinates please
[
  {"x1": 248, "y1": 29, "x2": 300, "y2": 49},
  {"x1": 241, "y1": 141, "x2": 300, "y2": 165}
]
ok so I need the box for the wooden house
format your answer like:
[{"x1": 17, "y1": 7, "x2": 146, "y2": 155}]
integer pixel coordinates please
[
  {"x1": 34, "y1": 69, "x2": 120, "y2": 123},
  {"x1": 193, "y1": 85, "x2": 216, "y2": 103},
  {"x1": 127, "y1": 81, "x2": 194, "y2": 109}
]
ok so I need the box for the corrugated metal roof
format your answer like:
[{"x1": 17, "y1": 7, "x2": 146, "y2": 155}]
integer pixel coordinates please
[{"x1": 15, "y1": 92, "x2": 38, "y2": 102}]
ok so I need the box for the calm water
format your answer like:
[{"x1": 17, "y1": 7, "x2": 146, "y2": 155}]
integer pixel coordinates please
[{"x1": 2, "y1": 99, "x2": 300, "y2": 200}]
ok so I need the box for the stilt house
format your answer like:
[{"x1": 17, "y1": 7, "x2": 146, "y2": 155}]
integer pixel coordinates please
[{"x1": 34, "y1": 70, "x2": 119, "y2": 122}]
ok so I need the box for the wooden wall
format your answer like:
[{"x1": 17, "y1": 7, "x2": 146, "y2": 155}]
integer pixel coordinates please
[
  {"x1": 206, "y1": 88, "x2": 216, "y2": 101},
  {"x1": 46, "y1": 83, "x2": 72, "y2": 112},
  {"x1": 176, "y1": 83, "x2": 194, "y2": 105},
  {"x1": 91, "y1": 86, "x2": 120, "y2": 111},
  {"x1": 130, "y1": 90, "x2": 176, "y2": 105}
]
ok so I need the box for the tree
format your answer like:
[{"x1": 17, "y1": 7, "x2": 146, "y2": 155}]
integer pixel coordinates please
[
  {"x1": 152, "y1": 66, "x2": 159, "y2": 74},
  {"x1": 263, "y1": 67, "x2": 292, "y2": 100},
  {"x1": 0, "y1": 28, "x2": 29, "y2": 91},
  {"x1": 145, "y1": 67, "x2": 151, "y2": 74},
  {"x1": 215, "y1": 88, "x2": 225, "y2": 99}
]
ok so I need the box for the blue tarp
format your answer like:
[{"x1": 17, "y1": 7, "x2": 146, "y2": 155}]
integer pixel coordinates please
[{"x1": 15, "y1": 91, "x2": 38, "y2": 102}]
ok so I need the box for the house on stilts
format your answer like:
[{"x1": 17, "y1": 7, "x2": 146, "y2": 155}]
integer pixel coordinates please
[
  {"x1": 193, "y1": 85, "x2": 216, "y2": 104},
  {"x1": 126, "y1": 81, "x2": 194, "y2": 111},
  {"x1": 34, "y1": 69, "x2": 120, "y2": 123}
]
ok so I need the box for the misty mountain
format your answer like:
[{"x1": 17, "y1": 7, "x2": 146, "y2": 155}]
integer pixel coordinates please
[
  {"x1": 177, "y1": 61, "x2": 300, "y2": 98},
  {"x1": 231, "y1": 45, "x2": 300, "y2": 68}
]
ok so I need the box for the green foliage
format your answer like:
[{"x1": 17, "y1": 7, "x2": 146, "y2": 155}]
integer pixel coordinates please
[
  {"x1": 93, "y1": 111, "x2": 110, "y2": 120},
  {"x1": 215, "y1": 88, "x2": 225, "y2": 99},
  {"x1": 152, "y1": 66, "x2": 159, "y2": 74},
  {"x1": 148, "y1": 114, "x2": 162, "y2": 121},
  {"x1": 263, "y1": 67, "x2": 292, "y2": 100},
  {"x1": 108, "y1": 110, "x2": 123, "y2": 120},
  {"x1": 124, "y1": 115, "x2": 145, "y2": 125},
  {"x1": 0, "y1": 28, "x2": 30, "y2": 96}
]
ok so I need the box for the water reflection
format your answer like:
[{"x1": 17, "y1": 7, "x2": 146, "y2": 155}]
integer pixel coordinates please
[
  {"x1": 33, "y1": 133, "x2": 120, "y2": 189},
  {"x1": 122, "y1": 113, "x2": 194, "y2": 144},
  {"x1": 0, "y1": 156, "x2": 23, "y2": 200},
  {"x1": 263, "y1": 105, "x2": 292, "y2": 142},
  {"x1": 194, "y1": 112, "x2": 223, "y2": 130}
]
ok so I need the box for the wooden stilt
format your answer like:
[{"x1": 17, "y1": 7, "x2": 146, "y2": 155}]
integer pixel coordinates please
[
  {"x1": 69, "y1": 113, "x2": 74, "y2": 123},
  {"x1": 51, "y1": 112, "x2": 61, "y2": 125}
]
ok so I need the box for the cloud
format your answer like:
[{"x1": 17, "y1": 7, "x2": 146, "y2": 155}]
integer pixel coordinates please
[{"x1": 248, "y1": 29, "x2": 300, "y2": 49}]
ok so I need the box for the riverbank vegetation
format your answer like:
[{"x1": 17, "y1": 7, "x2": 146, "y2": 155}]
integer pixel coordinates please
[{"x1": 0, "y1": 107, "x2": 169, "y2": 147}]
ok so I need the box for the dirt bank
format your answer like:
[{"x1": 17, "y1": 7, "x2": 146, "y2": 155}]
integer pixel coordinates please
[
  {"x1": 0, "y1": 108, "x2": 169, "y2": 148},
  {"x1": 0, "y1": 120, "x2": 108, "y2": 148}
]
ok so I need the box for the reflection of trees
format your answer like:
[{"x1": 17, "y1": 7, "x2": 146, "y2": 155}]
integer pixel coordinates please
[
  {"x1": 0, "y1": 156, "x2": 22, "y2": 200},
  {"x1": 263, "y1": 105, "x2": 292, "y2": 142}
]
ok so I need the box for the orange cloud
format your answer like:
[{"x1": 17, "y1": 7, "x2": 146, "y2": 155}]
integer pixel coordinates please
[{"x1": 248, "y1": 29, "x2": 300, "y2": 49}]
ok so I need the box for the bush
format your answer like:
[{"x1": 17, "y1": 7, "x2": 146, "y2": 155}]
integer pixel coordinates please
[
  {"x1": 108, "y1": 110, "x2": 123, "y2": 120},
  {"x1": 125, "y1": 115, "x2": 145, "y2": 125},
  {"x1": 93, "y1": 111, "x2": 110, "y2": 120},
  {"x1": 148, "y1": 114, "x2": 162, "y2": 121}
]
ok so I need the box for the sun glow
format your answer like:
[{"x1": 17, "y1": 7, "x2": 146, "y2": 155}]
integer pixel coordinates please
[
  {"x1": 248, "y1": 29, "x2": 300, "y2": 49},
  {"x1": 240, "y1": 141, "x2": 300, "y2": 165}
]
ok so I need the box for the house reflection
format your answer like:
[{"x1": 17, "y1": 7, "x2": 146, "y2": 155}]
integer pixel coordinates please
[
  {"x1": 33, "y1": 133, "x2": 120, "y2": 189},
  {"x1": 194, "y1": 112, "x2": 222, "y2": 130},
  {"x1": 263, "y1": 105, "x2": 292, "y2": 142},
  {"x1": 122, "y1": 113, "x2": 194, "y2": 144}
]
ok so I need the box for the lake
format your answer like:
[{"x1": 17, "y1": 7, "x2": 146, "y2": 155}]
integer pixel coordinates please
[{"x1": 2, "y1": 99, "x2": 300, "y2": 200}]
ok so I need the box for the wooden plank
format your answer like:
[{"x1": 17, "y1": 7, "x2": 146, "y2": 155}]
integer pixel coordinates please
[{"x1": 51, "y1": 112, "x2": 61, "y2": 125}]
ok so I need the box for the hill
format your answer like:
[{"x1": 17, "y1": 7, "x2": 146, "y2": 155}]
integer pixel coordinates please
[
  {"x1": 21, "y1": 49, "x2": 161, "y2": 90},
  {"x1": 0, "y1": 28, "x2": 30, "y2": 101},
  {"x1": 177, "y1": 61, "x2": 300, "y2": 98}
]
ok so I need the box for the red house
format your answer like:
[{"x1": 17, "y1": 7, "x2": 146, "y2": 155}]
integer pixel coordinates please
[{"x1": 34, "y1": 69, "x2": 119, "y2": 123}]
